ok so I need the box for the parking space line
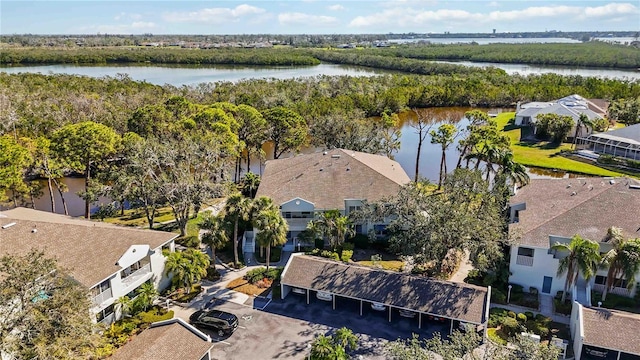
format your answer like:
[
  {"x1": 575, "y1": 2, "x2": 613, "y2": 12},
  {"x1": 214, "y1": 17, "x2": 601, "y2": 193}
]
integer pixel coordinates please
[{"x1": 214, "y1": 340, "x2": 231, "y2": 345}]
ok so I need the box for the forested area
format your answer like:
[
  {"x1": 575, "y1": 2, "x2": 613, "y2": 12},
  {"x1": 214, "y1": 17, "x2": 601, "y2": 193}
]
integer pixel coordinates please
[{"x1": 2, "y1": 42, "x2": 640, "y2": 69}]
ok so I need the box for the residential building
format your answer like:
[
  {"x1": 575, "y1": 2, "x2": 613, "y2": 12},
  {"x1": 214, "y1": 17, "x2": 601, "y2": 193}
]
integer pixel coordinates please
[
  {"x1": 246, "y1": 148, "x2": 411, "y2": 253},
  {"x1": 514, "y1": 94, "x2": 604, "y2": 138},
  {"x1": 110, "y1": 318, "x2": 214, "y2": 360},
  {"x1": 579, "y1": 123, "x2": 640, "y2": 161},
  {"x1": 508, "y1": 177, "x2": 640, "y2": 301},
  {"x1": 0, "y1": 207, "x2": 178, "y2": 325},
  {"x1": 571, "y1": 303, "x2": 640, "y2": 360}
]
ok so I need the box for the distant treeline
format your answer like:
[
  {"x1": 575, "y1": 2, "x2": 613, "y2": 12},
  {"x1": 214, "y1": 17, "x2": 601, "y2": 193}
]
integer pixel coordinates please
[
  {"x1": 353, "y1": 42, "x2": 640, "y2": 69},
  {"x1": 1, "y1": 42, "x2": 640, "y2": 69},
  {"x1": 0, "y1": 47, "x2": 320, "y2": 66}
]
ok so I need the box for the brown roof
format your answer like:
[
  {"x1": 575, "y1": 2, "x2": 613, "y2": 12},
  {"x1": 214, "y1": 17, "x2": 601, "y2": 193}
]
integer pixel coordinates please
[
  {"x1": 582, "y1": 307, "x2": 640, "y2": 355},
  {"x1": 110, "y1": 319, "x2": 213, "y2": 360},
  {"x1": 255, "y1": 149, "x2": 410, "y2": 210},
  {"x1": 587, "y1": 98, "x2": 609, "y2": 116},
  {"x1": 281, "y1": 255, "x2": 489, "y2": 324},
  {"x1": 0, "y1": 208, "x2": 178, "y2": 288},
  {"x1": 509, "y1": 178, "x2": 640, "y2": 247}
]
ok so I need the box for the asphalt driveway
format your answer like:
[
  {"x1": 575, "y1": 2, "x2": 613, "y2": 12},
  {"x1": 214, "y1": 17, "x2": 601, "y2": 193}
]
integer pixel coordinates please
[{"x1": 196, "y1": 294, "x2": 451, "y2": 360}]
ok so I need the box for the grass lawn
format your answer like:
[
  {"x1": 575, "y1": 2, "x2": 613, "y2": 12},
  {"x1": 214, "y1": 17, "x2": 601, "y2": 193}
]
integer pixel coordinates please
[
  {"x1": 102, "y1": 206, "x2": 175, "y2": 227},
  {"x1": 357, "y1": 260, "x2": 404, "y2": 272},
  {"x1": 495, "y1": 113, "x2": 622, "y2": 177},
  {"x1": 226, "y1": 277, "x2": 271, "y2": 297}
]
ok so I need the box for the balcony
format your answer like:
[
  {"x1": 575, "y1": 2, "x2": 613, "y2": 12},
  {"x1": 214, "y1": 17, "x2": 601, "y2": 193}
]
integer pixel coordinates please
[
  {"x1": 121, "y1": 263, "x2": 152, "y2": 288},
  {"x1": 593, "y1": 283, "x2": 631, "y2": 296},
  {"x1": 284, "y1": 218, "x2": 313, "y2": 229},
  {"x1": 92, "y1": 288, "x2": 113, "y2": 306},
  {"x1": 516, "y1": 255, "x2": 534, "y2": 266}
]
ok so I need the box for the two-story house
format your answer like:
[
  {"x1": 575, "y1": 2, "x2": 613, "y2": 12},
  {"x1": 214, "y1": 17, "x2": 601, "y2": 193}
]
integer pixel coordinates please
[
  {"x1": 508, "y1": 177, "x2": 640, "y2": 301},
  {"x1": 0, "y1": 207, "x2": 178, "y2": 325},
  {"x1": 246, "y1": 148, "x2": 411, "y2": 253}
]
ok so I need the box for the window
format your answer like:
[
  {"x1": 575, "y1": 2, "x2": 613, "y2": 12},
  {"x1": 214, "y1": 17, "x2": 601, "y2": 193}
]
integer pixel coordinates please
[
  {"x1": 355, "y1": 224, "x2": 363, "y2": 234},
  {"x1": 348, "y1": 206, "x2": 361, "y2": 213},
  {"x1": 595, "y1": 276, "x2": 606, "y2": 285},
  {"x1": 284, "y1": 212, "x2": 292, "y2": 219},
  {"x1": 91, "y1": 279, "x2": 111, "y2": 296},
  {"x1": 517, "y1": 247, "x2": 534, "y2": 257},
  {"x1": 96, "y1": 304, "x2": 114, "y2": 323},
  {"x1": 596, "y1": 275, "x2": 628, "y2": 288}
]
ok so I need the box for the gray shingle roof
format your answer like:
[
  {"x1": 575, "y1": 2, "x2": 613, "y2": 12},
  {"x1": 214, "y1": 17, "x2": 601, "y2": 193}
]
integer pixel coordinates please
[
  {"x1": 0, "y1": 208, "x2": 178, "y2": 288},
  {"x1": 589, "y1": 123, "x2": 640, "y2": 143},
  {"x1": 509, "y1": 178, "x2": 640, "y2": 248},
  {"x1": 582, "y1": 307, "x2": 640, "y2": 356},
  {"x1": 255, "y1": 149, "x2": 411, "y2": 209},
  {"x1": 109, "y1": 319, "x2": 213, "y2": 360},
  {"x1": 281, "y1": 255, "x2": 489, "y2": 324}
]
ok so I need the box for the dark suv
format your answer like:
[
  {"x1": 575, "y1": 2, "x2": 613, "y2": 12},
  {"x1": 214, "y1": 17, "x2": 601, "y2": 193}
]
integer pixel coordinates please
[{"x1": 189, "y1": 310, "x2": 239, "y2": 337}]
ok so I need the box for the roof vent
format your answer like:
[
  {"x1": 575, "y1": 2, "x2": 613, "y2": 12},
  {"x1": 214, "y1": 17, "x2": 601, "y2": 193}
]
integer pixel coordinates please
[
  {"x1": 331, "y1": 154, "x2": 340, "y2": 159},
  {"x1": 319, "y1": 168, "x2": 323, "y2": 172},
  {"x1": 31, "y1": 228, "x2": 37, "y2": 234},
  {"x1": 571, "y1": 191, "x2": 577, "y2": 196},
  {"x1": 566, "y1": 184, "x2": 571, "y2": 188},
  {"x1": 609, "y1": 179, "x2": 616, "y2": 185},
  {"x1": 629, "y1": 184, "x2": 640, "y2": 190},
  {"x1": 1, "y1": 222, "x2": 16, "y2": 229},
  {"x1": 346, "y1": 168, "x2": 350, "y2": 171},
  {"x1": 323, "y1": 151, "x2": 328, "y2": 155}
]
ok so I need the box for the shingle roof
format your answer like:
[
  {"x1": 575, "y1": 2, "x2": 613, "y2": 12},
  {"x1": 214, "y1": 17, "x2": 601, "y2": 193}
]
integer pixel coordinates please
[
  {"x1": 582, "y1": 307, "x2": 640, "y2": 356},
  {"x1": 255, "y1": 149, "x2": 411, "y2": 209},
  {"x1": 509, "y1": 178, "x2": 640, "y2": 248},
  {"x1": 0, "y1": 208, "x2": 178, "y2": 288},
  {"x1": 109, "y1": 319, "x2": 213, "y2": 360},
  {"x1": 281, "y1": 255, "x2": 489, "y2": 324},
  {"x1": 589, "y1": 123, "x2": 640, "y2": 143}
]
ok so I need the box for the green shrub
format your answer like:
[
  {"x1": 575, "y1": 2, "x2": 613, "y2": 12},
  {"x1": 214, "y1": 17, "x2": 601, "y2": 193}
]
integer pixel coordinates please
[
  {"x1": 136, "y1": 308, "x2": 174, "y2": 325},
  {"x1": 205, "y1": 267, "x2": 221, "y2": 281},
  {"x1": 491, "y1": 289, "x2": 507, "y2": 304},
  {"x1": 176, "y1": 235, "x2": 200, "y2": 248},
  {"x1": 507, "y1": 311, "x2": 516, "y2": 319},
  {"x1": 245, "y1": 267, "x2": 284, "y2": 284},
  {"x1": 516, "y1": 313, "x2": 527, "y2": 323},
  {"x1": 314, "y1": 237, "x2": 325, "y2": 249},
  {"x1": 487, "y1": 328, "x2": 507, "y2": 346},
  {"x1": 597, "y1": 154, "x2": 617, "y2": 165},
  {"x1": 342, "y1": 242, "x2": 355, "y2": 251},
  {"x1": 348, "y1": 234, "x2": 369, "y2": 249},
  {"x1": 464, "y1": 269, "x2": 484, "y2": 286},
  {"x1": 341, "y1": 250, "x2": 353, "y2": 262},
  {"x1": 500, "y1": 316, "x2": 522, "y2": 337},
  {"x1": 553, "y1": 299, "x2": 572, "y2": 315},
  {"x1": 529, "y1": 287, "x2": 539, "y2": 295},
  {"x1": 320, "y1": 250, "x2": 340, "y2": 261},
  {"x1": 626, "y1": 159, "x2": 640, "y2": 169},
  {"x1": 524, "y1": 311, "x2": 534, "y2": 320}
]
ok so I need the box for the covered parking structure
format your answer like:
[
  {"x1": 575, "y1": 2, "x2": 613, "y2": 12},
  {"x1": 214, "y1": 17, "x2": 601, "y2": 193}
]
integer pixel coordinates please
[
  {"x1": 572, "y1": 305, "x2": 640, "y2": 360},
  {"x1": 280, "y1": 254, "x2": 490, "y2": 336}
]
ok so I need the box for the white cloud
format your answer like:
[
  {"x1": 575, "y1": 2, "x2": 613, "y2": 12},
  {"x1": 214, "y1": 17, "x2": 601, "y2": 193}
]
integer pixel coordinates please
[
  {"x1": 487, "y1": 1, "x2": 499, "y2": 7},
  {"x1": 349, "y1": 3, "x2": 639, "y2": 29},
  {"x1": 278, "y1": 12, "x2": 339, "y2": 26},
  {"x1": 162, "y1": 4, "x2": 266, "y2": 23},
  {"x1": 114, "y1": 12, "x2": 142, "y2": 21},
  {"x1": 328, "y1": 4, "x2": 345, "y2": 11}
]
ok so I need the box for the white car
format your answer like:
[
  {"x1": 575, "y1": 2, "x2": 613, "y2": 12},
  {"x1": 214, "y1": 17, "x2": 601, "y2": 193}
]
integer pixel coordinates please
[
  {"x1": 291, "y1": 287, "x2": 306, "y2": 295},
  {"x1": 399, "y1": 309, "x2": 416, "y2": 318},
  {"x1": 371, "y1": 302, "x2": 386, "y2": 311},
  {"x1": 316, "y1": 291, "x2": 333, "y2": 301}
]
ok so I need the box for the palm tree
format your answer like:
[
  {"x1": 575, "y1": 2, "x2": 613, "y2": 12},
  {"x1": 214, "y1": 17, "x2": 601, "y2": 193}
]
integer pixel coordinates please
[
  {"x1": 551, "y1": 235, "x2": 601, "y2": 302},
  {"x1": 601, "y1": 229, "x2": 640, "y2": 301},
  {"x1": 241, "y1": 172, "x2": 261, "y2": 198},
  {"x1": 430, "y1": 124, "x2": 458, "y2": 190},
  {"x1": 572, "y1": 113, "x2": 594, "y2": 149},
  {"x1": 164, "y1": 250, "x2": 209, "y2": 294},
  {"x1": 334, "y1": 216, "x2": 355, "y2": 251},
  {"x1": 136, "y1": 282, "x2": 159, "y2": 312},
  {"x1": 114, "y1": 296, "x2": 131, "y2": 318},
  {"x1": 251, "y1": 196, "x2": 277, "y2": 256},
  {"x1": 497, "y1": 150, "x2": 530, "y2": 187},
  {"x1": 255, "y1": 208, "x2": 288, "y2": 270},
  {"x1": 224, "y1": 192, "x2": 252, "y2": 268},
  {"x1": 199, "y1": 211, "x2": 229, "y2": 264}
]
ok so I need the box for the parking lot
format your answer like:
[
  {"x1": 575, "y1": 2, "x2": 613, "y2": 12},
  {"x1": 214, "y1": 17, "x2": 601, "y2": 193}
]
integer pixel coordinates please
[{"x1": 183, "y1": 293, "x2": 451, "y2": 360}]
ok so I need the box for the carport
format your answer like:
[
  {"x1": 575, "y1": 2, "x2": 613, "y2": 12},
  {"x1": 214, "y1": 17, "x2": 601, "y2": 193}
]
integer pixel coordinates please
[
  {"x1": 577, "y1": 306, "x2": 640, "y2": 360},
  {"x1": 280, "y1": 254, "x2": 490, "y2": 335}
]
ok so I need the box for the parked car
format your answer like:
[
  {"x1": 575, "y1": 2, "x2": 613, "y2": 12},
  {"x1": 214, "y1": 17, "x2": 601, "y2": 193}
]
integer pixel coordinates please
[
  {"x1": 189, "y1": 310, "x2": 239, "y2": 337},
  {"x1": 316, "y1": 291, "x2": 333, "y2": 301},
  {"x1": 427, "y1": 315, "x2": 446, "y2": 323},
  {"x1": 584, "y1": 347, "x2": 608, "y2": 358},
  {"x1": 398, "y1": 309, "x2": 417, "y2": 318},
  {"x1": 291, "y1": 287, "x2": 306, "y2": 295},
  {"x1": 370, "y1": 302, "x2": 386, "y2": 311}
]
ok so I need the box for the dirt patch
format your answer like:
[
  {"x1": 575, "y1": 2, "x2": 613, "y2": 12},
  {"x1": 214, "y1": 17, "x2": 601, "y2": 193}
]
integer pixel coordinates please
[{"x1": 226, "y1": 277, "x2": 271, "y2": 297}]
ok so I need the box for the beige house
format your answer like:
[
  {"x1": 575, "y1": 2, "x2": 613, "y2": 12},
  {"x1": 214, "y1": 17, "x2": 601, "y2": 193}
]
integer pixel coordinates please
[
  {"x1": 246, "y1": 148, "x2": 410, "y2": 253},
  {"x1": 110, "y1": 318, "x2": 214, "y2": 360},
  {"x1": 0, "y1": 207, "x2": 178, "y2": 325}
]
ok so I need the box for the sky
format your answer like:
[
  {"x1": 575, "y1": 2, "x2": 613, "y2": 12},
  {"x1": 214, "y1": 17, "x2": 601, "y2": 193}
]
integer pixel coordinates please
[{"x1": 1, "y1": 1, "x2": 638, "y2": 35}]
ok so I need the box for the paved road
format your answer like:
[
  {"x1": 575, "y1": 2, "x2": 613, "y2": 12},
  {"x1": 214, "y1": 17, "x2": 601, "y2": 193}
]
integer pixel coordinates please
[{"x1": 178, "y1": 295, "x2": 450, "y2": 360}]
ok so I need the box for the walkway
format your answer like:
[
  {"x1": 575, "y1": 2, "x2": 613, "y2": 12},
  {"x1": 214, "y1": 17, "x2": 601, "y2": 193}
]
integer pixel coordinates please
[
  {"x1": 490, "y1": 294, "x2": 570, "y2": 325},
  {"x1": 449, "y1": 251, "x2": 473, "y2": 283}
]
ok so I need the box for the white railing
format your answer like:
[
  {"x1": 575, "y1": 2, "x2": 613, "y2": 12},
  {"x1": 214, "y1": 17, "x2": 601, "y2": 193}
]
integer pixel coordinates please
[
  {"x1": 592, "y1": 283, "x2": 631, "y2": 296},
  {"x1": 285, "y1": 218, "x2": 312, "y2": 229},
  {"x1": 516, "y1": 255, "x2": 534, "y2": 266},
  {"x1": 121, "y1": 263, "x2": 151, "y2": 287},
  {"x1": 92, "y1": 287, "x2": 113, "y2": 306}
]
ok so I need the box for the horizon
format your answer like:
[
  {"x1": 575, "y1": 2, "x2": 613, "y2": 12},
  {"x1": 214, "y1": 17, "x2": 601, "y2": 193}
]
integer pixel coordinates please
[{"x1": 1, "y1": 1, "x2": 639, "y2": 35}]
